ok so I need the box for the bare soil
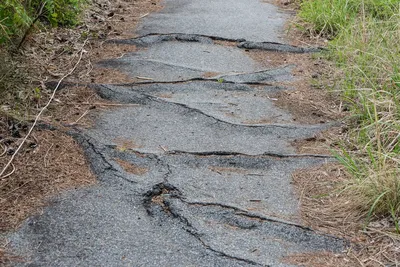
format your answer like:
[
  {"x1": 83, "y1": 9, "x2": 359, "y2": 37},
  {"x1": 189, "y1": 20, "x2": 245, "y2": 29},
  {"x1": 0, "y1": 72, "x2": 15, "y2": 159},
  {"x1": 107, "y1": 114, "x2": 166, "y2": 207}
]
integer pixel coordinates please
[{"x1": 114, "y1": 158, "x2": 148, "y2": 175}]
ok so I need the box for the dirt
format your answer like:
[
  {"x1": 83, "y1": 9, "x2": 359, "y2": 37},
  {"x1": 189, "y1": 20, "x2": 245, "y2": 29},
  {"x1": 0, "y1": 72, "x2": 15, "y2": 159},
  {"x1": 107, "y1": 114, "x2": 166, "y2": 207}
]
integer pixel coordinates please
[
  {"x1": 283, "y1": 251, "x2": 357, "y2": 267},
  {"x1": 114, "y1": 158, "x2": 148, "y2": 175},
  {"x1": 114, "y1": 138, "x2": 144, "y2": 151}
]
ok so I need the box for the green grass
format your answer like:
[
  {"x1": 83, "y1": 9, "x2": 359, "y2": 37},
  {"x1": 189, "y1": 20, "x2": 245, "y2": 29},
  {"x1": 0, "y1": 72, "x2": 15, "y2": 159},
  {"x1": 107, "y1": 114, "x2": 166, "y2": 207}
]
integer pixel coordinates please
[{"x1": 299, "y1": 0, "x2": 400, "y2": 231}]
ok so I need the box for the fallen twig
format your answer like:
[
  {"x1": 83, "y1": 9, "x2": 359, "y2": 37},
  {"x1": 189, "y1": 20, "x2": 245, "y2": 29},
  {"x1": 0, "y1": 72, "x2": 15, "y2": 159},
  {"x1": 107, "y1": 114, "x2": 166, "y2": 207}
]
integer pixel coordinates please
[
  {"x1": 135, "y1": 76, "x2": 154, "y2": 80},
  {"x1": 0, "y1": 142, "x2": 7, "y2": 157},
  {"x1": 69, "y1": 109, "x2": 90, "y2": 126},
  {"x1": 0, "y1": 163, "x2": 15, "y2": 180},
  {"x1": 139, "y1": 13, "x2": 150, "y2": 19}
]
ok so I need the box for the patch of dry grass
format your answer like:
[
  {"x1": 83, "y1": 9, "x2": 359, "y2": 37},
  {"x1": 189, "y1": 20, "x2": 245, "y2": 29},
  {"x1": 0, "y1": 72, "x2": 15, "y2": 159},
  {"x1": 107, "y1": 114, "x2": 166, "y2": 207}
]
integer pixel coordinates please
[
  {"x1": 293, "y1": 163, "x2": 400, "y2": 266},
  {"x1": 0, "y1": 126, "x2": 96, "y2": 231}
]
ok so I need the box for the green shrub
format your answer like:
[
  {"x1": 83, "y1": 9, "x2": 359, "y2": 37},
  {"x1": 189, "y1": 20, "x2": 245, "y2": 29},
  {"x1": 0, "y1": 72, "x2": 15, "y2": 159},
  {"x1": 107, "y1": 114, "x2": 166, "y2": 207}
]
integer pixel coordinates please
[
  {"x1": 0, "y1": 0, "x2": 86, "y2": 45},
  {"x1": 0, "y1": 0, "x2": 32, "y2": 43},
  {"x1": 42, "y1": 0, "x2": 86, "y2": 27}
]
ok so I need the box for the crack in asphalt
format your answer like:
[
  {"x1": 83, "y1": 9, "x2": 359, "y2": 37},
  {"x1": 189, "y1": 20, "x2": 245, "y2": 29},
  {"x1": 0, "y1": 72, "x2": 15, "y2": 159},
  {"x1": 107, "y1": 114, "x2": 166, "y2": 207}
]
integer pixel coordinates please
[
  {"x1": 165, "y1": 150, "x2": 334, "y2": 159},
  {"x1": 141, "y1": 179, "x2": 346, "y2": 266},
  {"x1": 94, "y1": 85, "x2": 337, "y2": 132},
  {"x1": 73, "y1": 132, "x2": 147, "y2": 186},
  {"x1": 46, "y1": 63, "x2": 294, "y2": 90},
  {"x1": 74, "y1": 133, "x2": 115, "y2": 174},
  {"x1": 143, "y1": 182, "x2": 266, "y2": 266},
  {"x1": 46, "y1": 73, "x2": 279, "y2": 89},
  {"x1": 180, "y1": 200, "x2": 311, "y2": 231},
  {"x1": 103, "y1": 144, "x2": 334, "y2": 159},
  {"x1": 115, "y1": 78, "x2": 276, "y2": 86},
  {"x1": 107, "y1": 64, "x2": 293, "y2": 86},
  {"x1": 9, "y1": 1, "x2": 348, "y2": 265},
  {"x1": 141, "y1": 93, "x2": 301, "y2": 129},
  {"x1": 109, "y1": 32, "x2": 322, "y2": 53}
]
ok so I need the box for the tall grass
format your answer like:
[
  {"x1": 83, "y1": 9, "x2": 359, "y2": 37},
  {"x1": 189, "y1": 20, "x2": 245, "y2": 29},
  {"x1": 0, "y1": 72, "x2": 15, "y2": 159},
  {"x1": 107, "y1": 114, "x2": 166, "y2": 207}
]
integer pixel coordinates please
[{"x1": 299, "y1": 0, "x2": 400, "y2": 231}]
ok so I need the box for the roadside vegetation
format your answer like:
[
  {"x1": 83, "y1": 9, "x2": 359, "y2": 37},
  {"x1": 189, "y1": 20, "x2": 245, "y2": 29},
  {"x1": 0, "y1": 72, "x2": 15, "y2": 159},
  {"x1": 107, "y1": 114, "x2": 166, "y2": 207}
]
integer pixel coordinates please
[
  {"x1": 298, "y1": 0, "x2": 400, "y2": 232},
  {"x1": 0, "y1": 0, "x2": 86, "y2": 45}
]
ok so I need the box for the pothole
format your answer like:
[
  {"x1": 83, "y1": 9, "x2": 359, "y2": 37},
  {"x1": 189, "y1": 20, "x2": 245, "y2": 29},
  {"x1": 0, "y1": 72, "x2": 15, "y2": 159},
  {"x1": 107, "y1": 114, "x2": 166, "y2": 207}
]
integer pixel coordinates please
[{"x1": 143, "y1": 182, "x2": 182, "y2": 216}]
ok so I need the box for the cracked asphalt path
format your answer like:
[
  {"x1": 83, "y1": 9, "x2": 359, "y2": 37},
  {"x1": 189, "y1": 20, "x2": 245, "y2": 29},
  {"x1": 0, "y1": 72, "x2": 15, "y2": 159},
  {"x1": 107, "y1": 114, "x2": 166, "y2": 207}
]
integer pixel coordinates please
[{"x1": 9, "y1": 0, "x2": 346, "y2": 266}]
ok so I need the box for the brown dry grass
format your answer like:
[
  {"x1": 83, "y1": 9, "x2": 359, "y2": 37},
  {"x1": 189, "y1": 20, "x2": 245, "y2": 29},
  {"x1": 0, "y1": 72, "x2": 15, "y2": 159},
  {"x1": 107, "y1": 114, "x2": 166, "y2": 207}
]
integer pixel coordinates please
[
  {"x1": 291, "y1": 127, "x2": 344, "y2": 155},
  {"x1": 245, "y1": 51, "x2": 345, "y2": 124},
  {"x1": 0, "y1": 246, "x2": 22, "y2": 266},
  {"x1": 0, "y1": 127, "x2": 96, "y2": 231},
  {"x1": 292, "y1": 164, "x2": 400, "y2": 266},
  {"x1": 283, "y1": 251, "x2": 357, "y2": 267},
  {"x1": 114, "y1": 138, "x2": 144, "y2": 151},
  {"x1": 1, "y1": 0, "x2": 162, "y2": 118}
]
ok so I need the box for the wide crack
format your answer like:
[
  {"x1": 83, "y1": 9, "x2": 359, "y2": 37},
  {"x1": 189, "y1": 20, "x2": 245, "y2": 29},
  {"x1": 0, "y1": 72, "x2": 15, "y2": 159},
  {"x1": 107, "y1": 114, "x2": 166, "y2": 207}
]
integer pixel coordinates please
[
  {"x1": 93, "y1": 83, "x2": 336, "y2": 132},
  {"x1": 109, "y1": 33, "x2": 322, "y2": 53},
  {"x1": 142, "y1": 181, "x2": 346, "y2": 266},
  {"x1": 142, "y1": 182, "x2": 265, "y2": 266}
]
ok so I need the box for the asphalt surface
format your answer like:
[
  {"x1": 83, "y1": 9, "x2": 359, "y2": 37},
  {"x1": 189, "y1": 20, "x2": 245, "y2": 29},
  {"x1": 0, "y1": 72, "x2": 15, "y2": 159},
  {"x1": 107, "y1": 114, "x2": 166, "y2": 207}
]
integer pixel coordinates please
[{"x1": 8, "y1": 0, "x2": 346, "y2": 266}]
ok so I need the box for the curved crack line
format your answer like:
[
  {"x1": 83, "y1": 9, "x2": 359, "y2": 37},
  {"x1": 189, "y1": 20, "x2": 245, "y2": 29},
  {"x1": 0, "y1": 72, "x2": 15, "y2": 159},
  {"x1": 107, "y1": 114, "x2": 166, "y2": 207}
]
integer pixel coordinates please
[
  {"x1": 108, "y1": 32, "x2": 244, "y2": 44},
  {"x1": 167, "y1": 150, "x2": 334, "y2": 159},
  {"x1": 175, "y1": 210, "x2": 265, "y2": 266},
  {"x1": 177, "y1": 199, "x2": 347, "y2": 252},
  {"x1": 154, "y1": 194, "x2": 266, "y2": 266},
  {"x1": 112, "y1": 57, "x2": 220, "y2": 74},
  {"x1": 180, "y1": 199, "x2": 311, "y2": 231},
  {"x1": 114, "y1": 77, "x2": 276, "y2": 86},
  {"x1": 108, "y1": 32, "x2": 322, "y2": 53},
  {"x1": 114, "y1": 91, "x2": 333, "y2": 132},
  {"x1": 176, "y1": 198, "x2": 345, "y2": 245},
  {"x1": 45, "y1": 76, "x2": 277, "y2": 89},
  {"x1": 103, "y1": 145, "x2": 334, "y2": 159},
  {"x1": 101, "y1": 58, "x2": 294, "y2": 84},
  {"x1": 144, "y1": 93, "x2": 331, "y2": 130}
]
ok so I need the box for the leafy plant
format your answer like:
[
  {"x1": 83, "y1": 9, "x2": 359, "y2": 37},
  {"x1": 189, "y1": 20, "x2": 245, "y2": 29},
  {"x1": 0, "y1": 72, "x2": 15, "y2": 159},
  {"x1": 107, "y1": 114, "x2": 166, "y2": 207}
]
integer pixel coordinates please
[
  {"x1": 0, "y1": 0, "x2": 86, "y2": 45},
  {"x1": 0, "y1": 0, "x2": 32, "y2": 43},
  {"x1": 42, "y1": 0, "x2": 86, "y2": 27}
]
